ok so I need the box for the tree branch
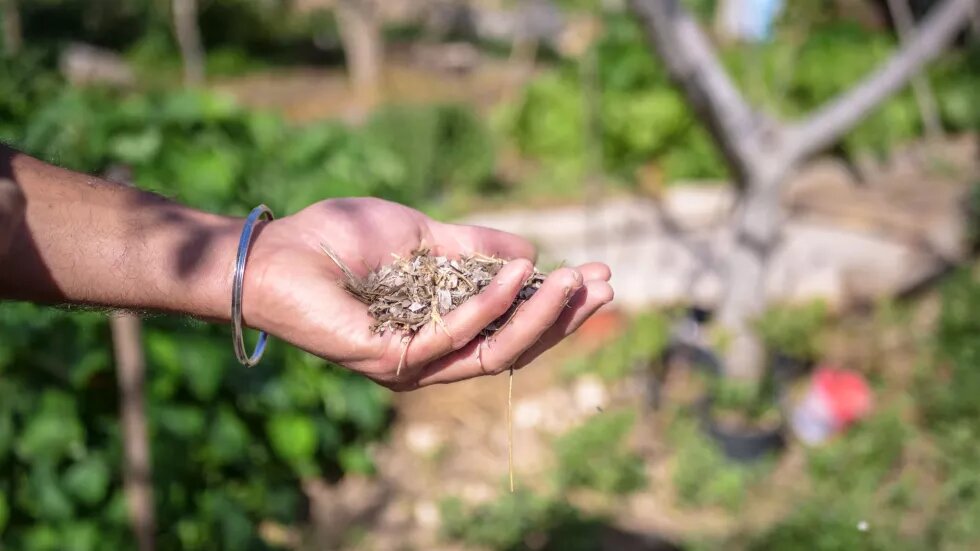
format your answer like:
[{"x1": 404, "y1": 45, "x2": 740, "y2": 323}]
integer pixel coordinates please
[
  {"x1": 786, "y1": 0, "x2": 973, "y2": 162},
  {"x1": 629, "y1": 0, "x2": 761, "y2": 182},
  {"x1": 173, "y1": 0, "x2": 205, "y2": 86},
  {"x1": 112, "y1": 312, "x2": 155, "y2": 551}
]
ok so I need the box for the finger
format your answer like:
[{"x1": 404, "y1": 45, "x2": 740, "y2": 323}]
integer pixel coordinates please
[
  {"x1": 414, "y1": 267, "x2": 584, "y2": 384},
  {"x1": 415, "y1": 279, "x2": 612, "y2": 387},
  {"x1": 577, "y1": 262, "x2": 611, "y2": 282},
  {"x1": 511, "y1": 279, "x2": 614, "y2": 370},
  {"x1": 390, "y1": 258, "x2": 533, "y2": 377},
  {"x1": 432, "y1": 222, "x2": 537, "y2": 261}
]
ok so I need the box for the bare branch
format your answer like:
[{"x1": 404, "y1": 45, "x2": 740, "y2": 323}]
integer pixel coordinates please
[
  {"x1": 787, "y1": 0, "x2": 973, "y2": 162},
  {"x1": 1, "y1": 0, "x2": 22, "y2": 57},
  {"x1": 111, "y1": 312, "x2": 155, "y2": 551},
  {"x1": 173, "y1": 0, "x2": 205, "y2": 86},
  {"x1": 629, "y1": 0, "x2": 761, "y2": 181}
]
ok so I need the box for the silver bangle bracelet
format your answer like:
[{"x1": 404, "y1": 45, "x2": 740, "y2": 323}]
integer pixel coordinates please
[{"x1": 232, "y1": 204, "x2": 274, "y2": 367}]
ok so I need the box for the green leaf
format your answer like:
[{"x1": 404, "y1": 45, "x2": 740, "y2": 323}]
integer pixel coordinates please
[
  {"x1": 0, "y1": 410, "x2": 12, "y2": 461},
  {"x1": 16, "y1": 392, "x2": 85, "y2": 462},
  {"x1": 109, "y1": 128, "x2": 162, "y2": 164},
  {"x1": 180, "y1": 339, "x2": 226, "y2": 401},
  {"x1": 60, "y1": 522, "x2": 99, "y2": 551},
  {"x1": 22, "y1": 524, "x2": 61, "y2": 551},
  {"x1": 69, "y1": 349, "x2": 110, "y2": 389},
  {"x1": 63, "y1": 456, "x2": 110, "y2": 505},
  {"x1": 208, "y1": 407, "x2": 250, "y2": 465},
  {"x1": 27, "y1": 464, "x2": 76, "y2": 521},
  {"x1": 0, "y1": 492, "x2": 9, "y2": 534},
  {"x1": 266, "y1": 414, "x2": 317, "y2": 464},
  {"x1": 246, "y1": 111, "x2": 285, "y2": 149},
  {"x1": 170, "y1": 145, "x2": 242, "y2": 207},
  {"x1": 338, "y1": 445, "x2": 374, "y2": 475},
  {"x1": 156, "y1": 405, "x2": 206, "y2": 439}
]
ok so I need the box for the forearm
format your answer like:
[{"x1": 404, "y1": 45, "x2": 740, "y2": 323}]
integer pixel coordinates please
[{"x1": 0, "y1": 144, "x2": 241, "y2": 320}]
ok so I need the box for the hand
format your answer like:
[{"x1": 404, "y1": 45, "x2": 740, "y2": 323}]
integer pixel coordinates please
[{"x1": 243, "y1": 198, "x2": 614, "y2": 390}]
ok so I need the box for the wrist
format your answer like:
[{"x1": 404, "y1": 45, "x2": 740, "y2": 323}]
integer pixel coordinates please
[{"x1": 146, "y1": 208, "x2": 245, "y2": 322}]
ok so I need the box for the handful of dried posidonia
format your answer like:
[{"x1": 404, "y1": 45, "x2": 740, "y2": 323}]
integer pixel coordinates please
[
  {"x1": 321, "y1": 242, "x2": 548, "y2": 493},
  {"x1": 319, "y1": 243, "x2": 546, "y2": 338}
]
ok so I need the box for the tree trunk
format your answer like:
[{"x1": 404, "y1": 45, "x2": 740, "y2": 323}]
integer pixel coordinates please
[
  {"x1": 111, "y1": 312, "x2": 155, "y2": 551},
  {"x1": 336, "y1": 0, "x2": 383, "y2": 102},
  {"x1": 173, "y1": 0, "x2": 205, "y2": 86},
  {"x1": 717, "y1": 163, "x2": 786, "y2": 379},
  {"x1": 630, "y1": 0, "x2": 974, "y2": 379},
  {"x1": 1, "y1": 0, "x2": 22, "y2": 57}
]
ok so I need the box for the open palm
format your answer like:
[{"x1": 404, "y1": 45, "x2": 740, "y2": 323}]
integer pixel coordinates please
[{"x1": 242, "y1": 198, "x2": 613, "y2": 390}]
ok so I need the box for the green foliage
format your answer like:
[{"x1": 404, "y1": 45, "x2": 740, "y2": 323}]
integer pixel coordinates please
[
  {"x1": 807, "y1": 409, "x2": 908, "y2": 493},
  {"x1": 553, "y1": 411, "x2": 647, "y2": 495},
  {"x1": 442, "y1": 408, "x2": 645, "y2": 549},
  {"x1": 670, "y1": 418, "x2": 764, "y2": 511},
  {"x1": 747, "y1": 498, "x2": 906, "y2": 551},
  {"x1": 440, "y1": 491, "x2": 606, "y2": 551},
  {"x1": 365, "y1": 103, "x2": 496, "y2": 202},
  {"x1": 508, "y1": 16, "x2": 979, "y2": 193},
  {"x1": 0, "y1": 61, "x2": 429, "y2": 548},
  {"x1": 916, "y1": 269, "x2": 980, "y2": 548},
  {"x1": 0, "y1": 301, "x2": 393, "y2": 550},
  {"x1": 564, "y1": 311, "x2": 668, "y2": 381},
  {"x1": 922, "y1": 269, "x2": 980, "y2": 424},
  {"x1": 708, "y1": 376, "x2": 780, "y2": 423},
  {"x1": 755, "y1": 301, "x2": 828, "y2": 361}
]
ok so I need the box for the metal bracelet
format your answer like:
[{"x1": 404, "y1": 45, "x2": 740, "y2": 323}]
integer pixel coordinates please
[{"x1": 232, "y1": 204, "x2": 274, "y2": 367}]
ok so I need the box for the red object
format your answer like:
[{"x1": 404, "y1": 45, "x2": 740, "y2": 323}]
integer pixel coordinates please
[
  {"x1": 813, "y1": 366, "x2": 873, "y2": 428},
  {"x1": 575, "y1": 309, "x2": 625, "y2": 345}
]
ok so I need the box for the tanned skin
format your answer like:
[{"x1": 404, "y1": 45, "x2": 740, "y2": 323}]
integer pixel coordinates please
[{"x1": 0, "y1": 144, "x2": 613, "y2": 390}]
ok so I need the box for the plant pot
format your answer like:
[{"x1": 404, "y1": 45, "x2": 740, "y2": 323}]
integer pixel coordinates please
[
  {"x1": 697, "y1": 396, "x2": 786, "y2": 463},
  {"x1": 662, "y1": 341, "x2": 723, "y2": 376},
  {"x1": 770, "y1": 351, "x2": 813, "y2": 384},
  {"x1": 645, "y1": 341, "x2": 722, "y2": 410}
]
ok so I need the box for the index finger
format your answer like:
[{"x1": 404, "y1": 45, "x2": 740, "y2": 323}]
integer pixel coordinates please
[{"x1": 431, "y1": 222, "x2": 537, "y2": 262}]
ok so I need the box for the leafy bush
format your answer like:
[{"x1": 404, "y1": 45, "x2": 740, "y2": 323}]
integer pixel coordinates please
[
  {"x1": 365, "y1": 103, "x2": 496, "y2": 202},
  {"x1": 755, "y1": 301, "x2": 827, "y2": 361},
  {"x1": 440, "y1": 491, "x2": 606, "y2": 551},
  {"x1": 746, "y1": 498, "x2": 908, "y2": 551},
  {"x1": 806, "y1": 409, "x2": 908, "y2": 494},
  {"x1": 554, "y1": 411, "x2": 647, "y2": 495},
  {"x1": 921, "y1": 269, "x2": 980, "y2": 425},
  {"x1": 0, "y1": 302, "x2": 390, "y2": 550},
  {"x1": 670, "y1": 418, "x2": 765, "y2": 510},
  {"x1": 563, "y1": 311, "x2": 668, "y2": 381},
  {"x1": 0, "y1": 59, "x2": 505, "y2": 549},
  {"x1": 916, "y1": 269, "x2": 980, "y2": 548},
  {"x1": 507, "y1": 15, "x2": 979, "y2": 192}
]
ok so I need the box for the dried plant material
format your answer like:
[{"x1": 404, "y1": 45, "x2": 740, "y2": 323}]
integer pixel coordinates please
[
  {"x1": 320, "y1": 243, "x2": 549, "y2": 494},
  {"x1": 320, "y1": 244, "x2": 546, "y2": 337}
]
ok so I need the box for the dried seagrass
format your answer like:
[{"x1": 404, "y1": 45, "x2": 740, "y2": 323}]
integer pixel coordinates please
[
  {"x1": 321, "y1": 243, "x2": 548, "y2": 494},
  {"x1": 320, "y1": 244, "x2": 546, "y2": 337}
]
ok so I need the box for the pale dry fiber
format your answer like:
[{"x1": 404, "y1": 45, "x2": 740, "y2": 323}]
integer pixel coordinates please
[{"x1": 320, "y1": 244, "x2": 546, "y2": 337}]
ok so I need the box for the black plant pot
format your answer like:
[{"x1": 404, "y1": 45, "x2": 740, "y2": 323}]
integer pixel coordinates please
[
  {"x1": 645, "y1": 341, "x2": 722, "y2": 410},
  {"x1": 770, "y1": 351, "x2": 814, "y2": 385},
  {"x1": 697, "y1": 396, "x2": 786, "y2": 463}
]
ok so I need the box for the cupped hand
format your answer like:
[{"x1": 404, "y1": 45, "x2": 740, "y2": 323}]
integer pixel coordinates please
[{"x1": 243, "y1": 198, "x2": 613, "y2": 390}]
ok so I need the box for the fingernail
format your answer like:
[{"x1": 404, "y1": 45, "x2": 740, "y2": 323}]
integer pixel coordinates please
[{"x1": 499, "y1": 260, "x2": 532, "y2": 286}]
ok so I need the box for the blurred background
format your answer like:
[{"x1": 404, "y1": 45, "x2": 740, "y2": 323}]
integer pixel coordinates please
[{"x1": 0, "y1": 0, "x2": 978, "y2": 549}]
